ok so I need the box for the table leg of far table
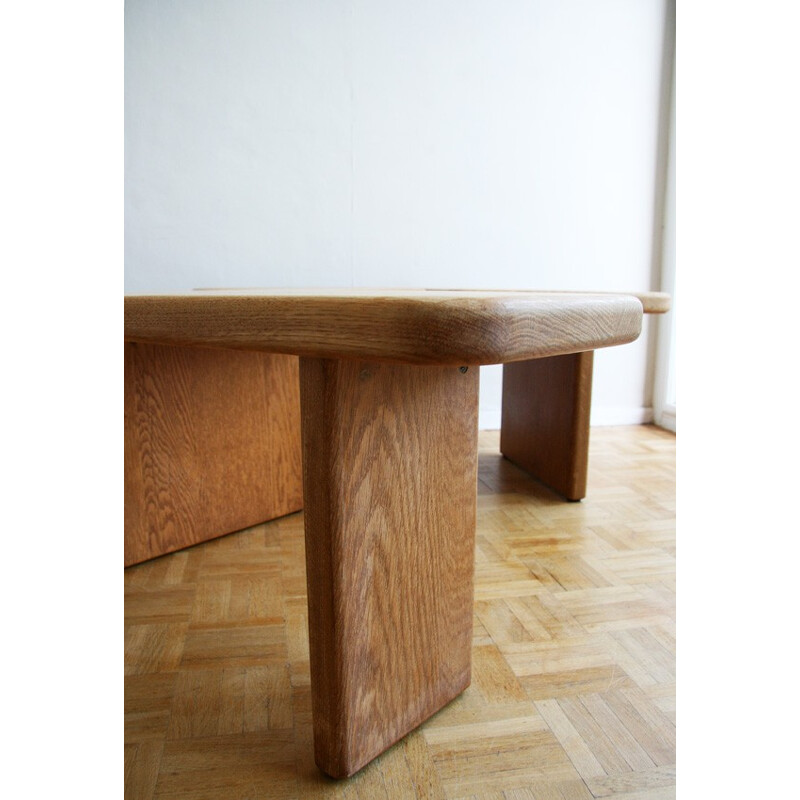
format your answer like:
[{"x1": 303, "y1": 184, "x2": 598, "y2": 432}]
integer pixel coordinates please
[{"x1": 500, "y1": 351, "x2": 595, "y2": 502}]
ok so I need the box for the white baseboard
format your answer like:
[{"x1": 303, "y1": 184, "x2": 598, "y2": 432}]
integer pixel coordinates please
[
  {"x1": 655, "y1": 403, "x2": 676, "y2": 433},
  {"x1": 478, "y1": 405, "x2": 655, "y2": 431},
  {"x1": 589, "y1": 406, "x2": 654, "y2": 427}
]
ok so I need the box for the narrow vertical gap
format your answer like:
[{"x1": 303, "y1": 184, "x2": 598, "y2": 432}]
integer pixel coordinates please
[
  {"x1": 346, "y1": 0, "x2": 356, "y2": 287},
  {"x1": 645, "y1": 0, "x2": 676, "y2": 413}
]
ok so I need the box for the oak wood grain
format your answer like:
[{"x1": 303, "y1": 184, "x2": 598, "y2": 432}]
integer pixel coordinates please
[
  {"x1": 299, "y1": 358, "x2": 479, "y2": 777},
  {"x1": 500, "y1": 351, "x2": 595, "y2": 501},
  {"x1": 124, "y1": 290, "x2": 642, "y2": 366},
  {"x1": 124, "y1": 343, "x2": 303, "y2": 565}
]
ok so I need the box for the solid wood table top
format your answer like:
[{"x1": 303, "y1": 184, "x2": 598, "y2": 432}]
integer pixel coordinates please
[{"x1": 124, "y1": 289, "x2": 644, "y2": 366}]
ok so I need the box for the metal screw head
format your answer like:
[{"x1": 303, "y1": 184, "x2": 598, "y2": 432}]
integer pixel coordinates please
[{"x1": 459, "y1": 366, "x2": 468, "y2": 373}]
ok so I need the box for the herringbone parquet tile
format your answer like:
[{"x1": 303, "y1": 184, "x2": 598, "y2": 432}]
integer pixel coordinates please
[{"x1": 125, "y1": 425, "x2": 676, "y2": 799}]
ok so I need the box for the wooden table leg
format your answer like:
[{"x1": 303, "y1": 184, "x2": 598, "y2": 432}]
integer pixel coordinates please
[
  {"x1": 500, "y1": 351, "x2": 594, "y2": 501},
  {"x1": 299, "y1": 358, "x2": 479, "y2": 778},
  {"x1": 124, "y1": 343, "x2": 303, "y2": 565}
]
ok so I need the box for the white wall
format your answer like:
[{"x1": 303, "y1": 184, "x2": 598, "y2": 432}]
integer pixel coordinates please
[{"x1": 125, "y1": 0, "x2": 673, "y2": 428}]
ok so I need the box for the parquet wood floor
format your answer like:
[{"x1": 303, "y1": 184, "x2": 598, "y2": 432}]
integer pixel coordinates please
[{"x1": 125, "y1": 425, "x2": 676, "y2": 800}]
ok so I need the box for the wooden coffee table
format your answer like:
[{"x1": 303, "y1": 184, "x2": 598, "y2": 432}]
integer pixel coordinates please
[{"x1": 125, "y1": 289, "x2": 642, "y2": 778}]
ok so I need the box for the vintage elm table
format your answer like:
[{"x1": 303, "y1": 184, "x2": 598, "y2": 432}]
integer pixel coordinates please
[{"x1": 124, "y1": 289, "x2": 643, "y2": 778}]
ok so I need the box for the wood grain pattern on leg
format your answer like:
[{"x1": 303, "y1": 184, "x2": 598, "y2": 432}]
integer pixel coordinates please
[
  {"x1": 500, "y1": 351, "x2": 594, "y2": 501},
  {"x1": 300, "y1": 358, "x2": 479, "y2": 778},
  {"x1": 124, "y1": 343, "x2": 303, "y2": 565}
]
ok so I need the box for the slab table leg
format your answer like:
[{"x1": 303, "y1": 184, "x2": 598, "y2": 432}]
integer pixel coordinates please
[
  {"x1": 500, "y1": 351, "x2": 594, "y2": 501},
  {"x1": 299, "y1": 358, "x2": 479, "y2": 778}
]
